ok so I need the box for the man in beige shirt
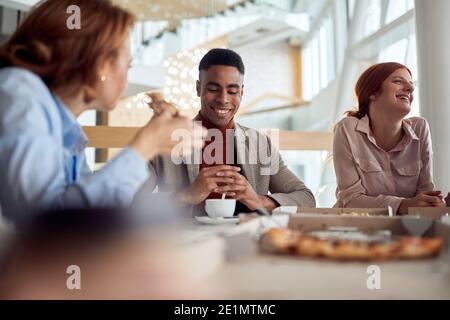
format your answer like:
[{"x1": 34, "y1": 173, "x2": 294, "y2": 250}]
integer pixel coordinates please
[{"x1": 140, "y1": 48, "x2": 315, "y2": 215}]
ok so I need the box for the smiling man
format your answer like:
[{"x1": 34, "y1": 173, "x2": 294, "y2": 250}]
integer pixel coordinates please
[{"x1": 143, "y1": 48, "x2": 315, "y2": 215}]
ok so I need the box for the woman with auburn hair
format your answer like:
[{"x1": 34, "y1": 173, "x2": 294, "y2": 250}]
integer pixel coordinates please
[
  {"x1": 0, "y1": 0, "x2": 205, "y2": 223},
  {"x1": 333, "y1": 62, "x2": 445, "y2": 215}
]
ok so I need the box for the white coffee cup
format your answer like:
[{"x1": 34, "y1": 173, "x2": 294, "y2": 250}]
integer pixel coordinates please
[{"x1": 205, "y1": 199, "x2": 236, "y2": 219}]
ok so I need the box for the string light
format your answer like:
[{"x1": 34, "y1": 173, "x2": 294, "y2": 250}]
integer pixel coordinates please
[{"x1": 122, "y1": 46, "x2": 208, "y2": 111}]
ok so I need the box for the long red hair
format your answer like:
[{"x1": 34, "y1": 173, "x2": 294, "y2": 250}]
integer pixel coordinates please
[
  {"x1": 347, "y1": 62, "x2": 412, "y2": 118},
  {"x1": 0, "y1": 0, "x2": 135, "y2": 103}
]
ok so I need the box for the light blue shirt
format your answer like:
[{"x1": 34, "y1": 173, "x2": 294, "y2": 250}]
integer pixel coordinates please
[{"x1": 0, "y1": 67, "x2": 150, "y2": 223}]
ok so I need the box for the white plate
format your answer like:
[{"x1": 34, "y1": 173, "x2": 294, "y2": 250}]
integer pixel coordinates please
[{"x1": 194, "y1": 216, "x2": 239, "y2": 225}]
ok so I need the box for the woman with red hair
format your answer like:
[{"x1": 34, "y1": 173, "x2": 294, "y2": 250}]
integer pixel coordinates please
[
  {"x1": 0, "y1": 0, "x2": 204, "y2": 223},
  {"x1": 333, "y1": 62, "x2": 445, "y2": 214}
]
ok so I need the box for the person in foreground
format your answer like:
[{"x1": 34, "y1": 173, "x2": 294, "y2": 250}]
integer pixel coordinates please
[
  {"x1": 0, "y1": 0, "x2": 204, "y2": 224},
  {"x1": 142, "y1": 48, "x2": 316, "y2": 216},
  {"x1": 333, "y1": 62, "x2": 445, "y2": 215}
]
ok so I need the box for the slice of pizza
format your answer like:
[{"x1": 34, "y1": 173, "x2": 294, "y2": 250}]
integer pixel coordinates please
[
  {"x1": 368, "y1": 241, "x2": 400, "y2": 260},
  {"x1": 295, "y1": 237, "x2": 328, "y2": 257},
  {"x1": 144, "y1": 92, "x2": 179, "y2": 117},
  {"x1": 395, "y1": 237, "x2": 444, "y2": 259},
  {"x1": 259, "y1": 228, "x2": 444, "y2": 261},
  {"x1": 259, "y1": 228, "x2": 302, "y2": 254}
]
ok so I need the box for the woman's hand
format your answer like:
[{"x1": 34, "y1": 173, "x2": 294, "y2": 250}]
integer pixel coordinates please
[
  {"x1": 130, "y1": 109, "x2": 206, "y2": 161},
  {"x1": 398, "y1": 191, "x2": 445, "y2": 215}
]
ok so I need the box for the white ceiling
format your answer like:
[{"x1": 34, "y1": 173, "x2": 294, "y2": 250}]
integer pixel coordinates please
[{"x1": 229, "y1": 18, "x2": 306, "y2": 50}]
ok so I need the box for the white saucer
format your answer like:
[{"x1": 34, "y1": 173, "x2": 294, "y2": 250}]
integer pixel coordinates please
[{"x1": 194, "y1": 216, "x2": 239, "y2": 225}]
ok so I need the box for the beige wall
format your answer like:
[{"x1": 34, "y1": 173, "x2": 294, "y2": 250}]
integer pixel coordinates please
[{"x1": 238, "y1": 41, "x2": 300, "y2": 113}]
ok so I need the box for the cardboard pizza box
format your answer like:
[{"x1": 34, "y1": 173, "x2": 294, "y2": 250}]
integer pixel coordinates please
[
  {"x1": 297, "y1": 207, "x2": 389, "y2": 216},
  {"x1": 408, "y1": 207, "x2": 450, "y2": 220},
  {"x1": 288, "y1": 214, "x2": 450, "y2": 243}
]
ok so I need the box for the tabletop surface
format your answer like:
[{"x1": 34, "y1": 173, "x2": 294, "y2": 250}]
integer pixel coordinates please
[
  {"x1": 189, "y1": 216, "x2": 450, "y2": 299},
  {"x1": 1, "y1": 215, "x2": 449, "y2": 299}
]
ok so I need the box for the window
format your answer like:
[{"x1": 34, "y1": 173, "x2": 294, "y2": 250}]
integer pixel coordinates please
[
  {"x1": 378, "y1": 34, "x2": 419, "y2": 116},
  {"x1": 385, "y1": 0, "x2": 414, "y2": 24},
  {"x1": 281, "y1": 150, "x2": 335, "y2": 207},
  {"x1": 347, "y1": 0, "x2": 355, "y2": 21},
  {"x1": 301, "y1": 9, "x2": 335, "y2": 100},
  {"x1": 276, "y1": 151, "x2": 338, "y2": 209},
  {"x1": 302, "y1": 44, "x2": 313, "y2": 100},
  {"x1": 363, "y1": 0, "x2": 381, "y2": 37}
]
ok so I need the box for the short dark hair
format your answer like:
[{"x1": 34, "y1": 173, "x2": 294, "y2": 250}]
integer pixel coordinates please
[{"x1": 198, "y1": 48, "x2": 245, "y2": 75}]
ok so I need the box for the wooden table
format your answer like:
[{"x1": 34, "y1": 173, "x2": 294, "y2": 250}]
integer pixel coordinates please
[
  {"x1": 1, "y1": 216, "x2": 449, "y2": 299},
  {"x1": 188, "y1": 217, "x2": 450, "y2": 299}
]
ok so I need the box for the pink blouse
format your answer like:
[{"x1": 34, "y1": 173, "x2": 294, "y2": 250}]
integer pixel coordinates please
[{"x1": 333, "y1": 115, "x2": 434, "y2": 213}]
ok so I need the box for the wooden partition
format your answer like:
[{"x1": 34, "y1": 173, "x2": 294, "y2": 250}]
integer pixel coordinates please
[{"x1": 82, "y1": 126, "x2": 333, "y2": 151}]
